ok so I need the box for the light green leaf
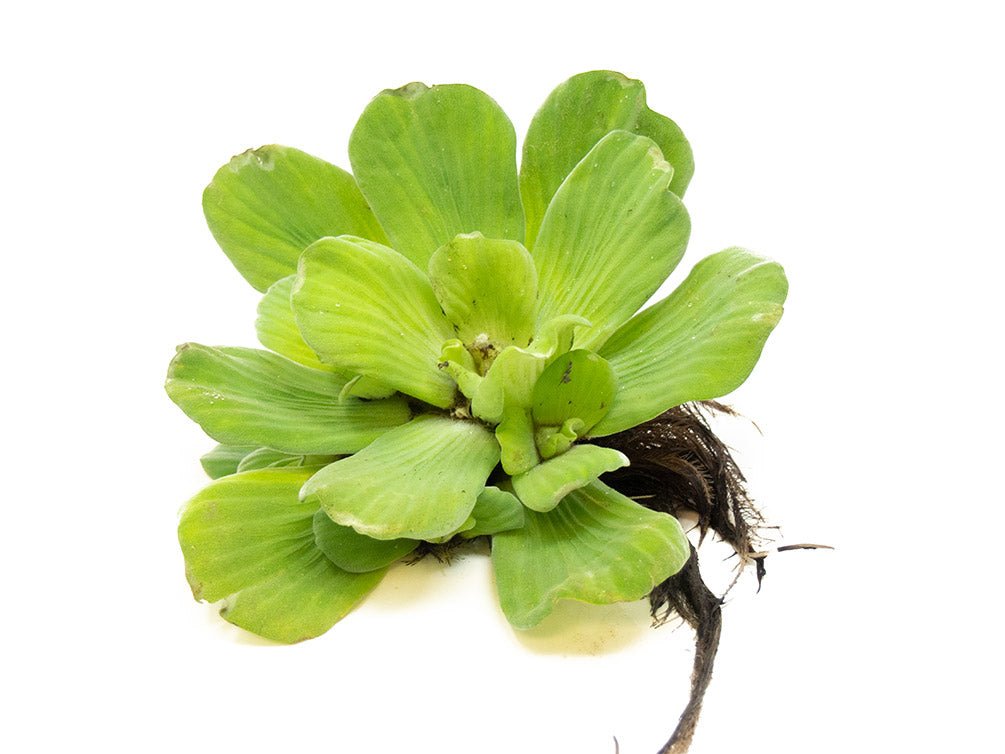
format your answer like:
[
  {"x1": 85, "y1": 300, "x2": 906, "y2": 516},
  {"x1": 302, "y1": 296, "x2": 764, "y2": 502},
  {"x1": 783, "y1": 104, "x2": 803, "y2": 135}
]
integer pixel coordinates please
[
  {"x1": 534, "y1": 419, "x2": 583, "y2": 460},
  {"x1": 531, "y1": 350, "x2": 617, "y2": 434},
  {"x1": 492, "y1": 480, "x2": 690, "y2": 629},
  {"x1": 528, "y1": 314, "x2": 592, "y2": 361},
  {"x1": 495, "y1": 406, "x2": 539, "y2": 475},
  {"x1": 203, "y1": 145, "x2": 387, "y2": 292},
  {"x1": 165, "y1": 344, "x2": 411, "y2": 454},
  {"x1": 301, "y1": 415, "x2": 500, "y2": 541},
  {"x1": 292, "y1": 236, "x2": 458, "y2": 408},
  {"x1": 428, "y1": 233, "x2": 538, "y2": 353},
  {"x1": 593, "y1": 248, "x2": 788, "y2": 436},
  {"x1": 237, "y1": 447, "x2": 338, "y2": 473},
  {"x1": 461, "y1": 486, "x2": 525, "y2": 538},
  {"x1": 313, "y1": 511, "x2": 418, "y2": 573},
  {"x1": 511, "y1": 444, "x2": 629, "y2": 512},
  {"x1": 257, "y1": 274, "x2": 394, "y2": 398},
  {"x1": 256, "y1": 275, "x2": 331, "y2": 371},
  {"x1": 470, "y1": 345, "x2": 549, "y2": 423},
  {"x1": 178, "y1": 468, "x2": 386, "y2": 643},
  {"x1": 521, "y1": 70, "x2": 694, "y2": 248},
  {"x1": 532, "y1": 131, "x2": 691, "y2": 350},
  {"x1": 200, "y1": 444, "x2": 258, "y2": 479},
  {"x1": 439, "y1": 340, "x2": 482, "y2": 400},
  {"x1": 348, "y1": 83, "x2": 524, "y2": 268}
]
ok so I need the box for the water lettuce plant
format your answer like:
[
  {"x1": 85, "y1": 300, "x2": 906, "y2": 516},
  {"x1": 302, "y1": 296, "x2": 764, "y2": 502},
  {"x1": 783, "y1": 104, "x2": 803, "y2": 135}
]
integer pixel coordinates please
[{"x1": 166, "y1": 70, "x2": 787, "y2": 751}]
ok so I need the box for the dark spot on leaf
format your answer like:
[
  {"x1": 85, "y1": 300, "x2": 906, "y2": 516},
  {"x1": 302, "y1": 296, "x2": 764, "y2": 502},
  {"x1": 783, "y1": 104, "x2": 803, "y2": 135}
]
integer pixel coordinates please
[
  {"x1": 560, "y1": 363, "x2": 572, "y2": 384},
  {"x1": 437, "y1": 361, "x2": 449, "y2": 369}
]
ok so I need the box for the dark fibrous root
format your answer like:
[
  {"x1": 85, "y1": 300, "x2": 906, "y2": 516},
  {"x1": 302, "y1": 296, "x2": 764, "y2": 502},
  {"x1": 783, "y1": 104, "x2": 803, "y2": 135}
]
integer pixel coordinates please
[
  {"x1": 597, "y1": 401, "x2": 767, "y2": 753},
  {"x1": 652, "y1": 545, "x2": 722, "y2": 754},
  {"x1": 599, "y1": 401, "x2": 763, "y2": 563}
]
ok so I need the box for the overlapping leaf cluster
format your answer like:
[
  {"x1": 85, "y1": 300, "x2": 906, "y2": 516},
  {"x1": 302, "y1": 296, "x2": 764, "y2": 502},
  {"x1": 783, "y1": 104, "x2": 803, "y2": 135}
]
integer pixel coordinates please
[{"x1": 166, "y1": 71, "x2": 787, "y2": 643}]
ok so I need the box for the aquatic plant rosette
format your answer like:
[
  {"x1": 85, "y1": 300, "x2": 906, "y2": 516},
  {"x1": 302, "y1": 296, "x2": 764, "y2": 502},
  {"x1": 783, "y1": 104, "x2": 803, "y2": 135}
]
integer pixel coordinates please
[{"x1": 165, "y1": 70, "x2": 787, "y2": 646}]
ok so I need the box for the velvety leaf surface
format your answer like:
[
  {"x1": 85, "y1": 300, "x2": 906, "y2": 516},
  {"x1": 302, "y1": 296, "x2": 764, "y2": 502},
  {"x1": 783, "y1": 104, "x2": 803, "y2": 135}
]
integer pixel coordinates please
[
  {"x1": 428, "y1": 233, "x2": 538, "y2": 352},
  {"x1": 292, "y1": 236, "x2": 457, "y2": 408},
  {"x1": 532, "y1": 131, "x2": 691, "y2": 349},
  {"x1": 301, "y1": 416, "x2": 500, "y2": 541},
  {"x1": 592, "y1": 248, "x2": 788, "y2": 436},
  {"x1": 348, "y1": 83, "x2": 524, "y2": 268},
  {"x1": 203, "y1": 145, "x2": 387, "y2": 292},
  {"x1": 312, "y1": 511, "x2": 418, "y2": 573},
  {"x1": 178, "y1": 468, "x2": 386, "y2": 643},
  {"x1": 520, "y1": 71, "x2": 694, "y2": 248},
  {"x1": 199, "y1": 444, "x2": 258, "y2": 479},
  {"x1": 492, "y1": 480, "x2": 690, "y2": 629},
  {"x1": 165, "y1": 344, "x2": 411, "y2": 454},
  {"x1": 511, "y1": 444, "x2": 629, "y2": 512}
]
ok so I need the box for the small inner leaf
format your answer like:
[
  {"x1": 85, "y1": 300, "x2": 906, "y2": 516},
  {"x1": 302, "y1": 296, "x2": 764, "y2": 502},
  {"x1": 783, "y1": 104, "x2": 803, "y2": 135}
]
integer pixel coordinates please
[
  {"x1": 470, "y1": 345, "x2": 549, "y2": 423},
  {"x1": 511, "y1": 444, "x2": 629, "y2": 512},
  {"x1": 495, "y1": 406, "x2": 540, "y2": 475},
  {"x1": 531, "y1": 349, "x2": 616, "y2": 433},
  {"x1": 428, "y1": 233, "x2": 538, "y2": 355}
]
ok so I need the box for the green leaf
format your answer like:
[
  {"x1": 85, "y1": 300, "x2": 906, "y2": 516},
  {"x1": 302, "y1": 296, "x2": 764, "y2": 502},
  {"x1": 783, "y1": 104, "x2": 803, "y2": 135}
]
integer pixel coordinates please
[
  {"x1": 292, "y1": 236, "x2": 458, "y2": 408},
  {"x1": 428, "y1": 233, "x2": 538, "y2": 353},
  {"x1": 521, "y1": 70, "x2": 694, "y2": 248},
  {"x1": 495, "y1": 406, "x2": 539, "y2": 475},
  {"x1": 461, "y1": 486, "x2": 525, "y2": 538},
  {"x1": 256, "y1": 275, "x2": 332, "y2": 371},
  {"x1": 165, "y1": 344, "x2": 411, "y2": 454},
  {"x1": 492, "y1": 480, "x2": 690, "y2": 629},
  {"x1": 237, "y1": 447, "x2": 338, "y2": 473},
  {"x1": 348, "y1": 83, "x2": 524, "y2": 268},
  {"x1": 531, "y1": 350, "x2": 617, "y2": 434},
  {"x1": 511, "y1": 444, "x2": 629, "y2": 512},
  {"x1": 257, "y1": 274, "x2": 394, "y2": 399},
  {"x1": 199, "y1": 444, "x2": 258, "y2": 479},
  {"x1": 300, "y1": 415, "x2": 500, "y2": 541},
  {"x1": 313, "y1": 511, "x2": 418, "y2": 573},
  {"x1": 178, "y1": 468, "x2": 386, "y2": 643},
  {"x1": 532, "y1": 131, "x2": 691, "y2": 349},
  {"x1": 203, "y1": 145, "x2": 388, "y2": 292},
  {"x1": 534, "y1": 419, "x2": 583, "y2": 460},
  {"x1": 470, "y1": 345, "x2": 549, "y2": 423},
  {"x1": 593, "y1": 248, "x2": 788, "y2": 436}
]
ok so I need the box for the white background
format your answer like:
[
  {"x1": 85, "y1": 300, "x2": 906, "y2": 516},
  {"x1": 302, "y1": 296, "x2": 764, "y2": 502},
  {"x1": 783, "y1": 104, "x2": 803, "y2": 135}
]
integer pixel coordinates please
[{"x1": 4, "y1": 1, "x2": 1002, "y2": 752}]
